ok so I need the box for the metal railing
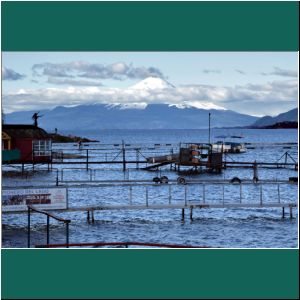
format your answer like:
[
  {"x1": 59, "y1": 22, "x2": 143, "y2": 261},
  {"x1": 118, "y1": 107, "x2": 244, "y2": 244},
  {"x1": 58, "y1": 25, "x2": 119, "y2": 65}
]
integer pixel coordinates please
[
  {"x1": 35, "y1": 241, "x2": 210, "y2": 248},
  {"x1": 27, "y1": 205, "x2": 71, "y2": 248}
]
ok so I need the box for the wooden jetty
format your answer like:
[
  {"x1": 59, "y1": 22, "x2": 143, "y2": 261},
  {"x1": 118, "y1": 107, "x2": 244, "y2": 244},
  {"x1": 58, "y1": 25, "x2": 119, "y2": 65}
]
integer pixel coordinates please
[
  {"x1": 2, "y1": 142, "x2": 298, "y2": 172},
  {"x1": 3, "y1": 181, "x2": 297, "y2": 221},
  {"x1": 3, "y1": 179, "x2": 297, "y2": 248}
]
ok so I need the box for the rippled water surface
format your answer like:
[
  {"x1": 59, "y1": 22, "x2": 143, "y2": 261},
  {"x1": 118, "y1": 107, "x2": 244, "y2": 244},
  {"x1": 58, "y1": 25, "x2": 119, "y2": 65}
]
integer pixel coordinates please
[{"x1": 2, "y1": 129, "x2": 298, "y2": 248}]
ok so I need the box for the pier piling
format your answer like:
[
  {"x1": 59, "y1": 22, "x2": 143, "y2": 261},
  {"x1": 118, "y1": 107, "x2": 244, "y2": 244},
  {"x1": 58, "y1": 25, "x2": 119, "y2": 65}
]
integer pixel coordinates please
[
  {"x1": 86, "y1": 149, "x2": 89, "y2": 171},
  {"x1": 122, "y1": 141, "x2": 126, "y2": 172},
  {"x1": 27, "y1": 207, "x2": 31, "y2": 248},
  {"x1": 46, "y1": 215, "x2": 50, "y2": 245},
  {"x1": 190, "y1": 206, "x2": 193, "y2": 221},
  {"x1": 181, "y1": 208, "x2": 185, "y2": 222}
]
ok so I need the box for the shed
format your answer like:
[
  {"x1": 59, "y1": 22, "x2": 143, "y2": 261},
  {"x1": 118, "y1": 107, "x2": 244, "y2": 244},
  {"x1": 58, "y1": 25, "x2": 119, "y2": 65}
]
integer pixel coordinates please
[{"x1": 2, "y1": 124, "x2": 52, "y2": 163}]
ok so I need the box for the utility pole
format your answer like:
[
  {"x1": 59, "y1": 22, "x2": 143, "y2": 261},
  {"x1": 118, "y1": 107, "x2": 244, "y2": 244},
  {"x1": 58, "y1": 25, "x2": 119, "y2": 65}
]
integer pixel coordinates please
[{"x1": 208, "y1": 112, "x2": 211, "y2": 144}]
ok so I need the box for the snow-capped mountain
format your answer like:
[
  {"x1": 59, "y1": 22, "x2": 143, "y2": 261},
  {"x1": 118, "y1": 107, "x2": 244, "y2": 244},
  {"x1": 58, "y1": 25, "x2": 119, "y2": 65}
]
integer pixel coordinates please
[
  {"x1": 106, "y1": 102, "x2": 148, "y2": 110},
  {"x1": 130, "y1": 77, "x2": 175, "y2": 90},
  {"x1": 5, "y1": 104, "x2": 258, "y2": 130},
  {"x1": 4, "y1": 77, "x2": 259, "y2": 130},
  {"x1": 169, "y1": 101, "x2": 227, "y2": 111}
]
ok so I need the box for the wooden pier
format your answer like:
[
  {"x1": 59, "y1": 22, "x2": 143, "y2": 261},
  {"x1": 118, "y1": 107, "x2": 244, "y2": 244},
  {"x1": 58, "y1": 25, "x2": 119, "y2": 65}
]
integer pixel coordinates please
[
  {"x1": 3, "y1": 180, "x2": 297, "y2": 220},
  {"x1": 2, "y1": 141, "x2": 298, "y2": 172}
]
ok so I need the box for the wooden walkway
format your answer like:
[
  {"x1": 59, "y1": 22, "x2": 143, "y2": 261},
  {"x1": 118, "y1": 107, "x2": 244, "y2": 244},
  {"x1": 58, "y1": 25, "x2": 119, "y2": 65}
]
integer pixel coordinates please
[{"x1": 3, "y1": 202, "x2": 297, "y2": 221}]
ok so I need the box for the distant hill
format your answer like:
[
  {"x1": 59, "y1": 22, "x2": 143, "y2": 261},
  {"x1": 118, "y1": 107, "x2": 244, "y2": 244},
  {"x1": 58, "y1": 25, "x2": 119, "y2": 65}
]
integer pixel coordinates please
[
  {"x1": 259, "y1": 121, "x2": 298, "y2": 129},
  {"x1": 252, "y1": 108, "x2": 298, "y2": 127},
  {"x1": 4, "y1": 103, "x2": 258, "y2": 130}
]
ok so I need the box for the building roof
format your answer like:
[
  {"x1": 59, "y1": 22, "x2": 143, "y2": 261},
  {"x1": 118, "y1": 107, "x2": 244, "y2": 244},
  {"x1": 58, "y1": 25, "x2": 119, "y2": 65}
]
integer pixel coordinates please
[{"x1": 2, "y1": 124, "x2": 50, "y2": 139}]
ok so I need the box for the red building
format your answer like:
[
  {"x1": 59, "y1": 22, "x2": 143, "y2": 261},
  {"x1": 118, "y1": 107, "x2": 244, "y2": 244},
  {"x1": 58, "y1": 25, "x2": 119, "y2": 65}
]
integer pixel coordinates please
[{"x1": 2, "y1": 124, "x2": 52, "y2": 163}]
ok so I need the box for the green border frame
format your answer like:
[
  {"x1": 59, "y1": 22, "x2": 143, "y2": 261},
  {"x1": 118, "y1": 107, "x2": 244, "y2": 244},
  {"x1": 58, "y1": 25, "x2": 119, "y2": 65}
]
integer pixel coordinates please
[
  {"x1": 1, "y1": 1, "x2": 299, "y2": 299},
  {"x1": 1, "y1": 249, "x2": 299, "y2": 299},
  {"x1": 1, "y1": 1, "x2": 299, "y2": 51}
]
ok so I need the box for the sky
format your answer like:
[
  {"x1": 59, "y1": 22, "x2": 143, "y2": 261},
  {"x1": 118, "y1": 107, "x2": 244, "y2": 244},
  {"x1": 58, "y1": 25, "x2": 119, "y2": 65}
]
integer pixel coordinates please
[{"x1": 1, "y1": 52, "x2": 298, "y2": 116}]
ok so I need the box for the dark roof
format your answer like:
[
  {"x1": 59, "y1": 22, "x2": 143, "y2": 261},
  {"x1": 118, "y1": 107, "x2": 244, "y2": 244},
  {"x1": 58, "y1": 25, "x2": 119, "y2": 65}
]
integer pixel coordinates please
[{"x1": 2, "y1": 124, "x2": 50, "y2": 139}]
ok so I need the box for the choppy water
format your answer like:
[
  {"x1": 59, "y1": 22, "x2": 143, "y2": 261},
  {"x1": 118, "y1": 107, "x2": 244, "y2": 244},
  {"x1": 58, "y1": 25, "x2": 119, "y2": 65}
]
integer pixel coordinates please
[{"x1": 2, "y1": 129, "x2": 298, "y2": 248}]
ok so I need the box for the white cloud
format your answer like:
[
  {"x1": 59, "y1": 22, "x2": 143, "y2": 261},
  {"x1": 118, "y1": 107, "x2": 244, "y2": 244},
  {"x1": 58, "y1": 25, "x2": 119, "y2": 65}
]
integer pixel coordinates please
[
  {"x1": 261, "y1": 67, "x2": 298, "y2": 78},
  {"x1": 2, "y1": 67, "x2": 26, "y2": 81},
  {"x1": 2, "y1": 77, "x2": 298, "y2": 115},
  {"x1": 47, "y1": 77, "x2": 103, "y2": 86},
  {"x1": 32, "y1": 61, "x2": 165, "y2": 81}
]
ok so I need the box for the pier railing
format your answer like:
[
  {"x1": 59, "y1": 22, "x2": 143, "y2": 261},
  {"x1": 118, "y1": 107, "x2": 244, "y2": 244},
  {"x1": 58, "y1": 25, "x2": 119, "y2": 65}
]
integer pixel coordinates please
[
  {"x1": 8, "y1": 180, "x2": 293, "y2": 223},
  {"x1": 35, "y1": 241, "x2": 210, "y2": 248},
  {"x1": 27, "y1": 205, "x2": 71, "y2": 248}
]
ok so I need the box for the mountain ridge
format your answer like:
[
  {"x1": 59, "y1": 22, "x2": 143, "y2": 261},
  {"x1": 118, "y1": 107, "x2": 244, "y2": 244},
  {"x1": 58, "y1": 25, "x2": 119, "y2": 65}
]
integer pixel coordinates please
[
  {"x1": 252, "y1": 108, "x2": 298, "y2": 127},
  {"x1": 4, "y1": 103, "x2": 258, "y2": 130}
]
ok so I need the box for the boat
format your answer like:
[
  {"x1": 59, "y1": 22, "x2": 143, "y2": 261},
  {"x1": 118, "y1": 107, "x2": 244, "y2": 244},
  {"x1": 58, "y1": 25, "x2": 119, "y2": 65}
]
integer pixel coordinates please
[{"x1": 212, "y1": 141, "x2": 247, "y2": 153}]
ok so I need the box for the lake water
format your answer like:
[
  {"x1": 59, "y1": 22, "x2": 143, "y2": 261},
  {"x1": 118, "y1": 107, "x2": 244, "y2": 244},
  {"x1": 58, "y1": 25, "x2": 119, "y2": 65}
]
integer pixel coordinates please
[{"x1": 2, "y1": 129, "x2": 298, "y2": 248}]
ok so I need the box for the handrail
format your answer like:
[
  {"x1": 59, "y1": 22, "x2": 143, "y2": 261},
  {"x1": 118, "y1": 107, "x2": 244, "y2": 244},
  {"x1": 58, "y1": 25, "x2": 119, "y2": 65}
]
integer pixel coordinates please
[
  {"x1": 27, "y1": 205, "x2": 71, "y2": 248},
  {"x1": 27, "y1": 205, "x2": 70, "y2": 223},
  {"x1": 35, "y1": 241, "x2": 211, "y2": 248}
]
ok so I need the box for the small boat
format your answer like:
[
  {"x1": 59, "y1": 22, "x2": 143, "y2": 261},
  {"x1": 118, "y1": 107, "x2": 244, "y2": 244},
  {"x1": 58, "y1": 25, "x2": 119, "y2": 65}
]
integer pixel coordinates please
[{"x1": 212, "y1": 141, "x2": 246, "y2": 153}]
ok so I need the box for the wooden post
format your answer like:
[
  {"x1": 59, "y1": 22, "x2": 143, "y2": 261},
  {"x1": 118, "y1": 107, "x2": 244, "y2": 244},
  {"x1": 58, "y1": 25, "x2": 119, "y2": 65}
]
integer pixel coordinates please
[
  {"x1": 277, "y1": 184, "x2": 280, "y2": 203},
  {"x1": 92, "y1": 211, "x2": 95, "y2": 223},
  {"x1": 122, "y1": 141, "x2": 126, "y2": 172},
  {"x1": 27, "y1": 207, "x2": 31, "y2": 248},
  {"x1": 87, "y1": 211, "x2": 90, "y2": 223},
  {"x1": 190, "y1": 206, "x2": 193, "y2": 221},
  {"x1": 181, "y1": 208, "x2": 185, "y2": 222},
  {"x1": 50, "y1": 149, "x2": 53, "y2": 170},
  {"x1": 46, "y1": 215, "x2": 50, "y2": 245},
  {"x1": 282, "y1": 207, "x2": 285, "y2": 219},
  {"x1": 208, "y1": 113, "x2": 211, "y2": 144},
  {"x1": 136, "y1": 149, "x2": 139, "y2": 170},
  {"x1": 285, "y1": 152, "x2": 288, "y2": 165},
  {"x1": 86, "y1": 149, "x2": 89, "y2": 171},
  {"x1": 178, "y1": 142, "x2": 181, "y2": 172},
  {"x1": 253, "y1": 160, "x2": 258, "y2": 181},
  {"x1": 289, "y1": 206, "x2": 293, "y2": 219}
]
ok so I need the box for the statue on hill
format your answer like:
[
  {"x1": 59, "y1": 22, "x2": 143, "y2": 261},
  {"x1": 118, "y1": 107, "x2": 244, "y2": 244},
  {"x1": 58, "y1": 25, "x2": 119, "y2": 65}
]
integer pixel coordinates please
[{"x1": 32, "y1": 112, "x2": 43, "y2": 127}]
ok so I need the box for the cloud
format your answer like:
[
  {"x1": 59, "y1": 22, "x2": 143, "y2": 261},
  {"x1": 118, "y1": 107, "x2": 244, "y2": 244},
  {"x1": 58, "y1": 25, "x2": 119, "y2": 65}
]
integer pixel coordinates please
[
  {"x1": 3, "y1": 78, "x2": 297, "y2": 116},
  {"x1": 203, "y1": 69, "x2": 222, "y2": 74},
  {"x1": 235, "y1": 69, "x2": 246, "y2": 75},
  {"x1": 2, "y1": 67, "x2": 26, "y2": 81},
  {"x1": 47, "y1": 77, "x2": 103, "y2": 86},
  {"x1": 32, "y1": 61, "x2": 165, "y2": 81},
  {"x1": 272, "y1": 67, "x2": 297, "y2": 77},
  {"x1": 261, "y1": 67, "x2": 297, "y2": 78}
]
